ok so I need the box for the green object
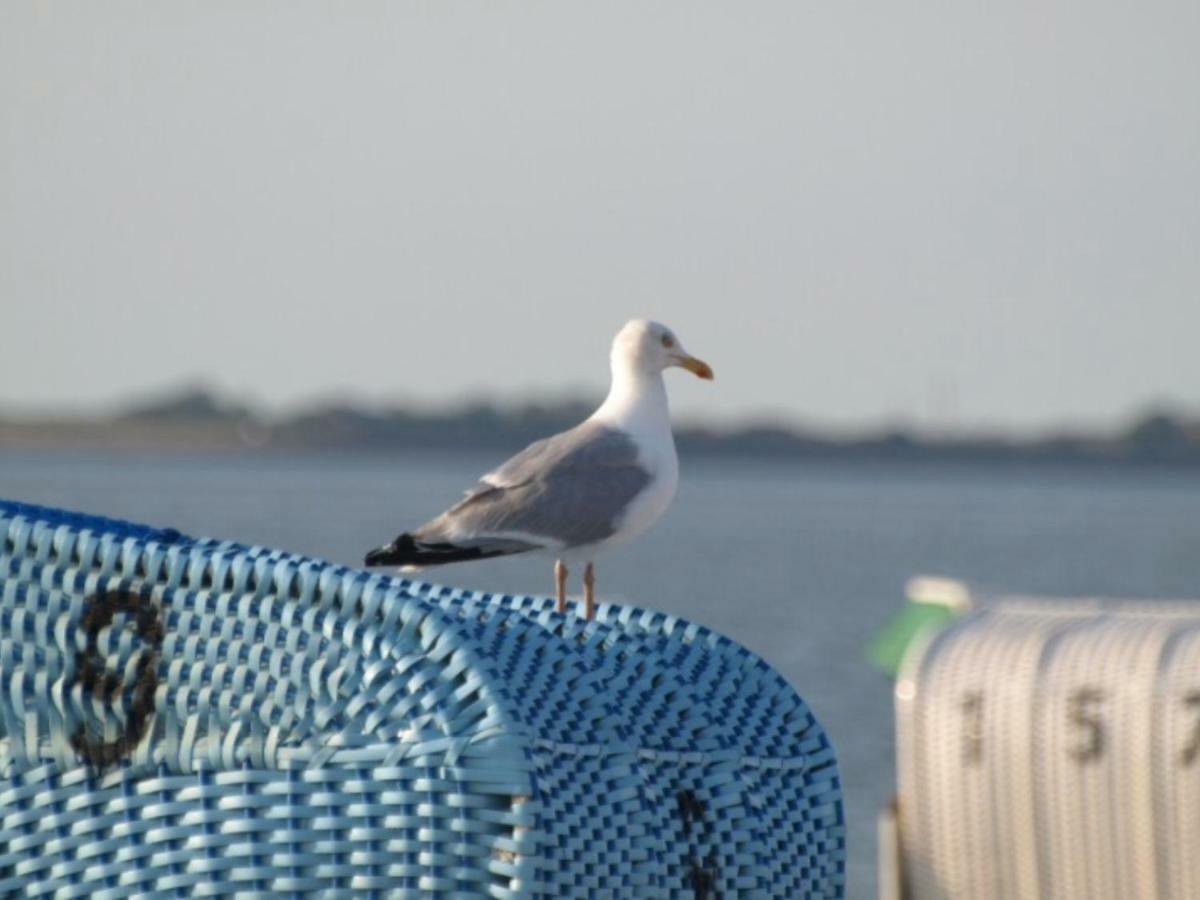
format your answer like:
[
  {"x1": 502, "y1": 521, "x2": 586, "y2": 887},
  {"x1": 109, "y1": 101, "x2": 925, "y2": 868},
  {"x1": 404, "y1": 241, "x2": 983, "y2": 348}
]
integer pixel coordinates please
[{"x1": 868, "y1": 577, "x2": 972, "y2": 678}]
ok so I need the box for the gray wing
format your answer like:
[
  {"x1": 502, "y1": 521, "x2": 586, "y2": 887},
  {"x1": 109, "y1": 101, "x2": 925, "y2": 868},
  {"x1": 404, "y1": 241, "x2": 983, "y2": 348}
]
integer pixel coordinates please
[{"x1": 414, "y1": 421, "x2": 652, "y2": 549}]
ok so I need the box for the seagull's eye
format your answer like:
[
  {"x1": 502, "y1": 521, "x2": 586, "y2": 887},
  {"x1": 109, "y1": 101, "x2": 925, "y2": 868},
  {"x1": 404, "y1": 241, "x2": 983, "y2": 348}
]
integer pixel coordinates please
[{"x1": 661, "y1": 334, "x2": 675, "y2": 349}]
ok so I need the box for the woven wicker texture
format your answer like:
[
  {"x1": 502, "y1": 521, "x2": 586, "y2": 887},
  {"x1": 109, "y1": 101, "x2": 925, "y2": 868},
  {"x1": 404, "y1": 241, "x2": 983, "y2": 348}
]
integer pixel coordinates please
[
  {"x1": 0, "y1": 499, "x2": 844, "y2": 898},
  {"x1": 895, "y1": 598, "x2": 1200, "y2": 900}
]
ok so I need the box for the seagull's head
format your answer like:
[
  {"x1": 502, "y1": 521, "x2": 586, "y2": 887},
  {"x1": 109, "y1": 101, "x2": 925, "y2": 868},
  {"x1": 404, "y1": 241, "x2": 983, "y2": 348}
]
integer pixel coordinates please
[{"x1": 612, "y1": 319, "x2": 714, "y2": 381}]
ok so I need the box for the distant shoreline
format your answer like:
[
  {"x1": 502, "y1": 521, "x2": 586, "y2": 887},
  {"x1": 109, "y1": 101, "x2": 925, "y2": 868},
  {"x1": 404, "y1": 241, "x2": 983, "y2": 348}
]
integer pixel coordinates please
[{"x1": 3, "y1": 387, "x2": 1199, "y2": 468}]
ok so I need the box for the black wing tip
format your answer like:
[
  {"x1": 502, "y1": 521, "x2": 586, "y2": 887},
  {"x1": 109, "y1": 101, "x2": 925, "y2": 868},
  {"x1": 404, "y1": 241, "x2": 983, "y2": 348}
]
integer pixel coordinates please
[
  {"x1": 363, "y1": 533, "x2": 512, "y2": 568},
  {"x1": 364, "y1": 534, "x2": 417, "y2": 567}
]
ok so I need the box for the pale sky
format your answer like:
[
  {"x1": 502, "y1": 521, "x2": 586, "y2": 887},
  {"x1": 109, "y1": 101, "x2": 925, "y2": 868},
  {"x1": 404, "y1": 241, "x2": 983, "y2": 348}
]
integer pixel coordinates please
[{"x1": 1, "y1": 2, "x2": 1196, "y2": 433}]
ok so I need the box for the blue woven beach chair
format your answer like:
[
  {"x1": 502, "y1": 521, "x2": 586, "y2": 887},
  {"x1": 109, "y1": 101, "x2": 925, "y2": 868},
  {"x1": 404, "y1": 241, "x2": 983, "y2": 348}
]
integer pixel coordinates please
[{"x1": 0, "y1": 499, "x2": 844, "y2": 897}]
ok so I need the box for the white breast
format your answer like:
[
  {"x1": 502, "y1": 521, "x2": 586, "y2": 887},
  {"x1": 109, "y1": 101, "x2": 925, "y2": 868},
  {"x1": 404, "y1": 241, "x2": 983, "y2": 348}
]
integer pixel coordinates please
[
  {"x1": 610, "y1": 429, "x2": 679, "y2": 545},
  {"x1": 586, "y1": 364, "x2": 681, "y2": 551}
]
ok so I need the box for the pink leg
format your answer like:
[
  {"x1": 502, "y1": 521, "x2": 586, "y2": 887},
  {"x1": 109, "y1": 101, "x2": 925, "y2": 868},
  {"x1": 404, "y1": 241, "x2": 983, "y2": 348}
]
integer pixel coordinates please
[
  {"x1": 583, "y1": 562, "x2": 596, "y2": 621},
  {"x1": 555, "y1": 559, "x2": 568, "y2": 614}
]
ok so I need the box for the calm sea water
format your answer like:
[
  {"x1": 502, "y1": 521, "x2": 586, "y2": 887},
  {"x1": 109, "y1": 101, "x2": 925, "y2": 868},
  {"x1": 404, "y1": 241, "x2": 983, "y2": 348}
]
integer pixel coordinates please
[{"x1": 5, "y1": 450, "x2": 1200, "y2": 898}]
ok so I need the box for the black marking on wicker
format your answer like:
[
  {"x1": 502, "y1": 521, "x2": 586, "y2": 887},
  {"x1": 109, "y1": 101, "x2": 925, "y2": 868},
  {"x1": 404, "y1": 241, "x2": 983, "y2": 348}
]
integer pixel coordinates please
[
  {"x1": 1182, "y1": 691, "x2": 1200, "y2": 767},
  {"x1": 676, "y1": 790, "x2": 720, "y2": 898},
  {"x1": 1067, "y1": 687, "x2": 1106, "y2": 764},
  {"x1": 69, "y1": 588, "x2": 163, "y2": 768},
  {"x1": 685, "y1": 855, "x2": 720, "y2": 899},
  {"x1": 676, "y1": 789, "x2": 706, "y2": 837},
  {"x1": 960, "y1": 690, "x2": 984, "y2": 765}
]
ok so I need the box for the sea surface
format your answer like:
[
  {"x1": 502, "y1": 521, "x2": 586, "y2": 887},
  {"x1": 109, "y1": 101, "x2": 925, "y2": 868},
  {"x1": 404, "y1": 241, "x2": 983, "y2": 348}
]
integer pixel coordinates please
[{"x1": 5, "y1": 450, "x2": 1200, "y2": 899}]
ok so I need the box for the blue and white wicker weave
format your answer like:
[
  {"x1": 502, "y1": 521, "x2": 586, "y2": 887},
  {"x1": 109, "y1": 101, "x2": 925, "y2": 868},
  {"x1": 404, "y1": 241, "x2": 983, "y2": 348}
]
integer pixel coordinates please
[{"x1": 0, "y1": 499, "x2": 844, "y2": 898}]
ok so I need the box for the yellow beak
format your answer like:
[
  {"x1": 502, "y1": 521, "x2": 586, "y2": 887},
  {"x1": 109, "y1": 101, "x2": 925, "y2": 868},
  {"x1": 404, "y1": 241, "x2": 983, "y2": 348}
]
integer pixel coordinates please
[{"x1": 679, "y1": 355, "x2": 715, "y2": 380}]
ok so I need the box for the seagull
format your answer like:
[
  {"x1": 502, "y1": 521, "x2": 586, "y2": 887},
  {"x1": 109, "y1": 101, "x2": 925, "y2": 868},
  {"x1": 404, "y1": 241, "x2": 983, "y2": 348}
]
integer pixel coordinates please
[{"x1": 363, "y1": 319, "x2": 713, "y2": 620}]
